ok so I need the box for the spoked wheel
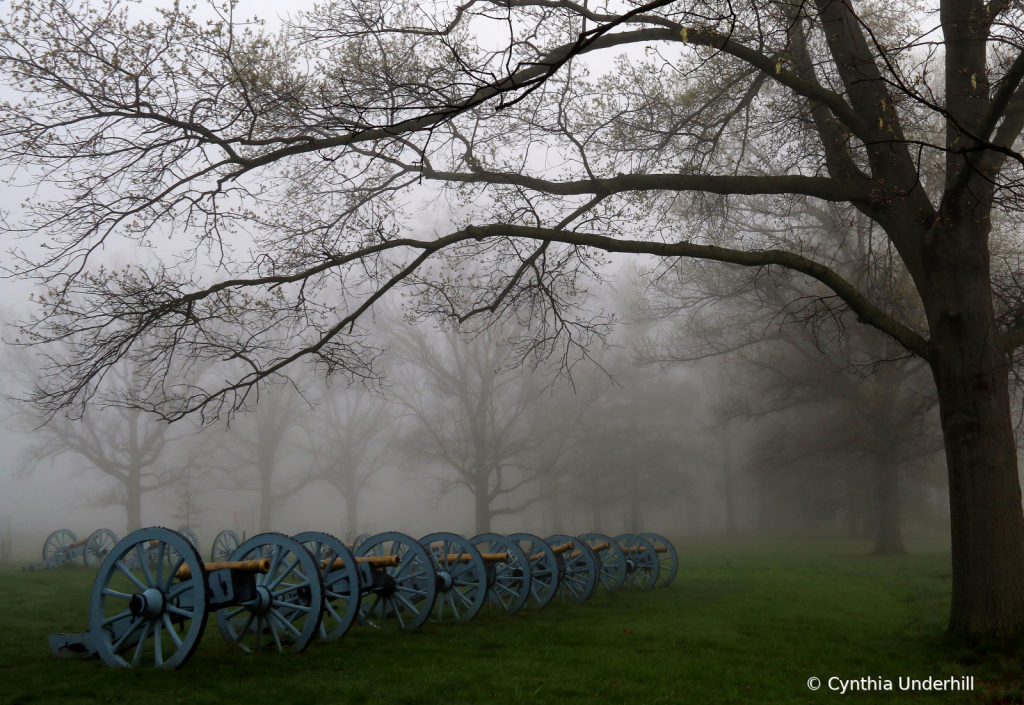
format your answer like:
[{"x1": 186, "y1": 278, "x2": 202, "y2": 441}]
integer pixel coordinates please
[
  {"x1": 211, "y1": 530, "x2": 240, "y2": 562},
  {"x1": 471, "y1": 533, "x2": 531, "y2": 615},
  {"x1": 352, "y1": 534, "x2": 371, "y2": 551},
  {"x1": 614, "y1": 534, "x2": 660, "y2": 591},
  {"x1": 508, "y1": 533, "x2": 559, "y2": 609},
  {"x1": 640, "y1": 533, "x2": 678, "y2": 586},
  {"x1": 579, "y1": 532, "x2": 627, "y2": 594},
  {"x1": 216, "y1": 533, "x2": 324, "y2": 654},
  {"x1": 420, "y1": 532, "x2": 487, "y2": 623},
  {"x1": 294, "y1": 531, "x2": 361, "y2": 640},
  {"x1": 43, "y1": 529, "x2": 76, "y2": 562},
  {"x1": 355, "y1": 532, "x2": 437, "y2": 632},
  {"x1": 84, "y1": 529, "x2": 119, "y2": 568},
  {"x1": 545, "y1": 534, "x2": 599, "y2": 604},
  {"x1": 90, "y1": 527, "x2": 209, "y2": 669},
  {"x1": 168, "y1": 528, "x2": 200, "y2": 567}
]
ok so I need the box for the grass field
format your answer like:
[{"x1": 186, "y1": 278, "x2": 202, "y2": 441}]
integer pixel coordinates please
[{"x1": 0, "y1": 538, "x2": 1017, "y2": 704}]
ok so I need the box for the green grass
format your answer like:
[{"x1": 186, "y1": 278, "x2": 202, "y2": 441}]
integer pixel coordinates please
[{"x1": 0, "y1": 538, "x2": 1016, "y2": 704}]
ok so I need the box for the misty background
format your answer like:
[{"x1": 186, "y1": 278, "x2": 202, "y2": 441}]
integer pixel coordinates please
[
  {"x1": 0, "y1": 0, "x2": 966, "y2": 564},
  {"x1": 0, "y1": 257, "x2": 954, "y2": 561}
]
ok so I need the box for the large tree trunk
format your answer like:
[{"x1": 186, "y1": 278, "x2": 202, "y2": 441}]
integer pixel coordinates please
[
  {"x1": 872, "y1": 453, "x2": 906, "y2": 555},
  {"x1": 475, "y1": 490, "x2": 491, "y2": 535},
  {"x1": 925, "y1": 256, "x2": 1024, "y2": 638},
  {"x1": 345, "y1": 490, "x2": 359, "y2": 538},
  {"x1": 125, "y1": 472, "x2": 142, "y2": 532}
]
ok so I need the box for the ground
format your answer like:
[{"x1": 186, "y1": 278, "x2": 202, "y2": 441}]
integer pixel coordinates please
[{"x1": 0, "y1": 537, "x2": 1015, "y2": 704}]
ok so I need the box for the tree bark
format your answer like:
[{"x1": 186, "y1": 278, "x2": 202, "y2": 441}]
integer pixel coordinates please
[
  {"x1": 873, "y1": 453, "x2": 906, "y2": 555},
  {"x1": 345, "y1": 490, "x2": 359, "y2": 538},
  {"x1": 125, "y1": 473, "x2": 142, "y2": 532},
  {"x1": 932, "y1": 327, "x2": 1024, "y2": 638},
  {"x1": 475, "y1": 491, "x2": 492, "y2": 535},
  {"x1": 923, "y1": 234, "x2": 1024, "y2": 637}
]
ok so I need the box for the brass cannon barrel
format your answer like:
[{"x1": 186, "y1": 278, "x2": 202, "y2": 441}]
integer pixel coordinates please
[
  {"x1": 322, "y1": 555, "x2": 402, "y2": 571},
  {"x1": 625, "y1": 546, "x2": 668, "y2": 554},
  {"x1": 571, "y1": 541, "x2": 610, "y2": 559},
  {"x1": 68, "y1": 537, "x2": 89, "y2": 550},
  {"x1": 439, "y1": 552, "x2": 509, "y2": 564},
  {"x1": 176, "y1": 558, "x2": 271, "y2": 581},
  {"x1": 531, "y1": 541, "x2": 574, "y2": 561}
]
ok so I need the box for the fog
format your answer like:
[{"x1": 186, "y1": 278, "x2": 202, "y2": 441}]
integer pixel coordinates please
[
  {"x1": 0, "y1": 0, "x2": 965, "y2": 568},
  {"x1": 0, "y1": 261, "x2": 953, "y2": 564}
]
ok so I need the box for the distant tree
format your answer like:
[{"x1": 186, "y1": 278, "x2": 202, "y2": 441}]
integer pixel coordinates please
[
  {"x1": 165, "y1": 461, "x2": 209, "y2": 532},
  {"x1": 564, "y1": 364, "x2": 698, "y2": 534},
  {"x1": 391, "y1": 323, "x2": 589, "y2": 534},
  {"x1": 8, "y1": 360, "x2": 181, "y2": 531},
  {"x1": 304, "y1": 383, "x2": 397, "y2": 537},
  {"x1": 218, "y1": 380, "x2": 315, "y2": 532},
  {"x1": 636, "y1": 200, "x2": 943, "y2": 553}
]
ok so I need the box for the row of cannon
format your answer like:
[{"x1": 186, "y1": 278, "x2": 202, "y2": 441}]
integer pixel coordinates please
[{"x1": 48, "y1": 527, "x2": 677, "y2": 670}]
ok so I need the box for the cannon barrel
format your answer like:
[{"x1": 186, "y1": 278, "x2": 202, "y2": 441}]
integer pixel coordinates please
[
  {"x1": 322, "y1": 555, "x2": 401, "y2": 571},
  {"x1": 531, "y1": 541, "x2": 574, "y2": 560},
  {"x1": 571, "y1": 541, "x2": 610, "y2": 559},
  {"x1": 68, "y1": 537, "x2": 89, "y2": 549},
  {"x1": 438, "y1": 552, "x2": 509, "y2": 564},
  {"x1": 625, "y1": 546, "x2": 668, "y2": 554},
  {"x1": 175, "y1": 557, "x2": 271, "y2": 581}
]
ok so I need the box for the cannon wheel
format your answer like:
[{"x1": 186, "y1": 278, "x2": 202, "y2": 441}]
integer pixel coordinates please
[
  {"x1": 216, "y1": 533, "x2": 325, "y2": 654},
  {"x1": 167, "y1": 528, "x2": 200, "y2": 567},
  {"x1": 84, "y1": 529, "x2": 119, "y2": 568},
  {"x1": 471, "y1": 533, "x2": 531, "y2": 615},
  {"x1": 211, "y1": 530, "x2": 240, "y2": 562},
  {"x1": 614, "y1": 534, "x2": 660, "y2": 591},
  {"x1": 640, "y1": 533, "x2": 678, "y2": 587},
  {"x1": 43, "y1": 529, "x2": 76, "y2": 562},
  {"x1": 420, "y1": 532, "x2": 487, "y2": 623},
  {"x1": 294, "y1": 531, "x2": 361, "y2": 641},
  {"x1": 355, "y1": 532, "x2": 437, "y2": 631},
  {"x1": 579, "y1": 533, "x2": 627, "y2": 594},
  {"x1": 545, "y1": 534, "x2": 599, "y2": 604},
  {"x1": 352, "y1": 534, "x2": 371, "y2": 550},
  {"x1": 90, "y1": 527, "x2": 209, "y2": 669},
  {"x1": 507, "y1": 533, "x2": 559, "y2": 609}
]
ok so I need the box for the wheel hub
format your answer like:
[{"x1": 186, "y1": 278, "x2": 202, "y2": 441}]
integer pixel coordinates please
[
  {"x1": 436, "y1": 570, "x2": 454, "y2": 592},
  {"x1": 252, "y1": 585, "x2": 274, "y2": 614},
  {"x1": 129, "y1": 588, "x2": 165, "y2": 619}
]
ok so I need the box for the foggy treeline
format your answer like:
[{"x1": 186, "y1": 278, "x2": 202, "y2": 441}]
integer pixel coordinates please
[{"x1": 0, "y1": 247, "x2": 954, "y2": 558}]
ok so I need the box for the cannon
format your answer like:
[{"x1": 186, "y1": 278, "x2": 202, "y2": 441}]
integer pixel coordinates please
[
  {"x1": 578, "y1": 533, "x2": 629, "y2": 594},
  {"x1": 294, "y1": 531, "x2": 420, "y2": 640},
  {"x1": 471, "y1": 533, "x2": 533, "y2": 614},
  {"x1": 49, "y1": 527, "x2": 325, "y2": 668},
  {"x1": 292, "y1": 532, "x2": 434, "y2": 634},
  {"x1": 211, "y1": 529, "x2": 240, "y2": 561},
  {"x1": 506, "y1": 533, "x2": 562, "y2": 609},
  {"x1": 614, "y1": 534, "x2": 662, "y2": 590},
  {"x1": 45, "y1": 526, "x2": 678, "y2": 671},
  {"x1": 417, "y1": 531, "x2": 520, "y2": 623},
  {"x1": 542, "y1": 535, "x2": 600, "y2": 604},
  {"x1": 352, "y1": 532, "x2": 438, "y2": 631},
  {"x1": 640, "y1": 533, "x2": 678, "y2": 586},
  {"x1": 25, "y1": 529, "x2": 120, "y2": 571},
  {"x1": 84, "y1": 529, "x2": 119, "y2": 568}
]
